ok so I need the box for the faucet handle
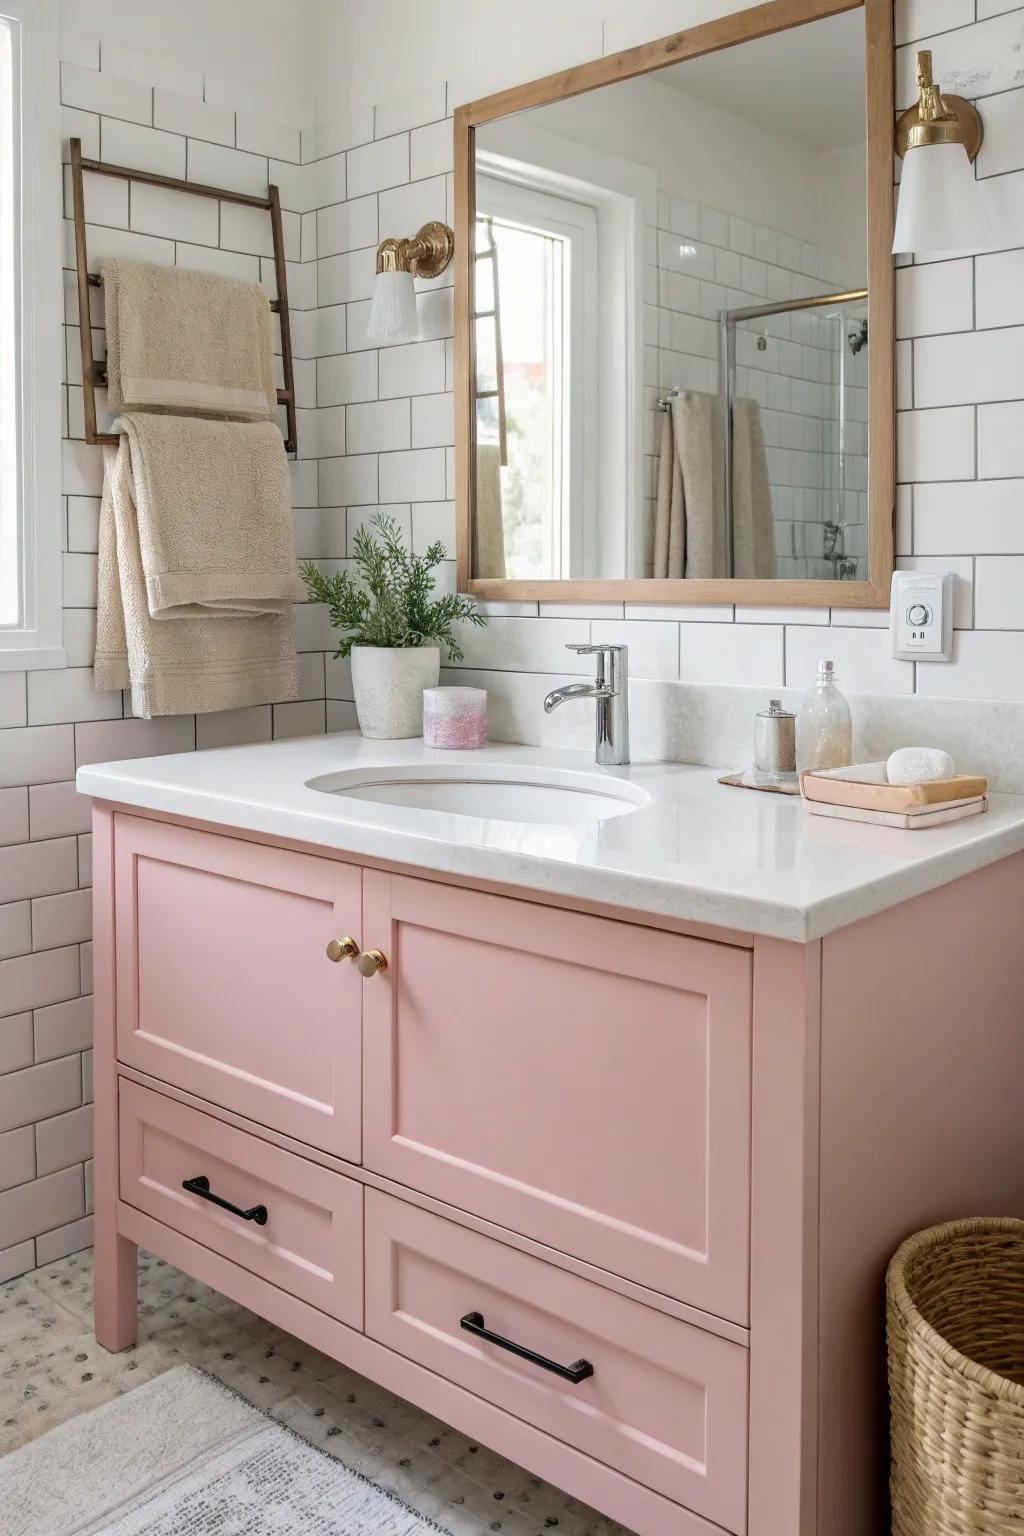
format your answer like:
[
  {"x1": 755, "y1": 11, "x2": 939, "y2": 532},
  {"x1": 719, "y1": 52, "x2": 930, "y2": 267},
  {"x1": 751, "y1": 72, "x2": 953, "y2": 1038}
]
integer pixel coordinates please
[{"x1": 565, "y1": 642, "x2": 628, "y2": 694}]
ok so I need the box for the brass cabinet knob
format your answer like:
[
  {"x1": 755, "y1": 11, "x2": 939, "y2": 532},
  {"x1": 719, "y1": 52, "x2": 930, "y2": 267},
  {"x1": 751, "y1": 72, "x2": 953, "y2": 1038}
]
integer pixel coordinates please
[
  {"x1": 357, "y1": 948, "x2": 388, "y2": 978},
  {"x1": 326, "y1": 936, "x2": 359, "y2": 963}
]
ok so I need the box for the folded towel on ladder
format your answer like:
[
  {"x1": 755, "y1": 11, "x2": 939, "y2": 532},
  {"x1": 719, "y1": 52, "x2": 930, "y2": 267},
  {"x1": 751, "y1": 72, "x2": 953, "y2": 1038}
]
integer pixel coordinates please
[
  {"x1": 94, "y1": 413, "x2": 302, "y2": 719},
  {"x1": 101, "y1": 259, "x2": 278, "y2": 420},
  {"x1": 107, "y1": 412, "x2": 304, "y2": 616}
]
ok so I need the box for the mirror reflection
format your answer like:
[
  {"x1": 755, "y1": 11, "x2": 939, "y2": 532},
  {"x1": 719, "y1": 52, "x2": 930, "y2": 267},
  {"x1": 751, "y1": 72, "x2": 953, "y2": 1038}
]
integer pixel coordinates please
[{"x1": 471, "y1": 8, "x2": 868, "y2": 582}]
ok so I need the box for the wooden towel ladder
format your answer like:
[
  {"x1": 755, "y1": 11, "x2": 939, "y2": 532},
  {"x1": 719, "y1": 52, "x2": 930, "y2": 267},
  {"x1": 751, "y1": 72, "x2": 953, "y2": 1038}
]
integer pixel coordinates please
[{"x1": 68, "y1": 136, "x2": 297, "y2": 454}]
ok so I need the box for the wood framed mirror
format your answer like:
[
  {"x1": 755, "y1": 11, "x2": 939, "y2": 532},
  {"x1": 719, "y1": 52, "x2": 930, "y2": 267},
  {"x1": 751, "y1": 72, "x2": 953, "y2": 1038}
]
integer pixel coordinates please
[{"x1": 454, "y1": 0, "x2": 894, "y2": 608}]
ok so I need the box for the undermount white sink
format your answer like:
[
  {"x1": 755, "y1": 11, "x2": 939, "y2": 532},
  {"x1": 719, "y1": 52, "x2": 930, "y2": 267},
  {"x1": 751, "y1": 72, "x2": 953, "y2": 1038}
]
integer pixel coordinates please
[{"x1": 305, "y1": 762, "x2": 649, "y2": 827}]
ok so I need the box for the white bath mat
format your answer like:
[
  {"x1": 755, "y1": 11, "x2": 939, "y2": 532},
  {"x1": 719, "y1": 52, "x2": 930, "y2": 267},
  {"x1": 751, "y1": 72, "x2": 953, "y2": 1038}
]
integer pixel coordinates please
[{"x1": 0, "y1": 1364, "x2": 450, "y2": 1535}]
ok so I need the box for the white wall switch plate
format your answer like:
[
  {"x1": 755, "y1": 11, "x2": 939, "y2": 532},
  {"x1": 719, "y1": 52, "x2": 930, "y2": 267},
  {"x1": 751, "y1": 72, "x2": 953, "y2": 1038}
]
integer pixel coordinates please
[{"x1": 890, "y1": 571, "x2": 954, "y2": 661}]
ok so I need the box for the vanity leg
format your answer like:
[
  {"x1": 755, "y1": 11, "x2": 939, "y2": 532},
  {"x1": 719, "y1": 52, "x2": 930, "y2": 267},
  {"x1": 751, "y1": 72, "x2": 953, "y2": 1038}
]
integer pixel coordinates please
[
  {"x1": 91, "y1": 803, "x2": 138, "y2": 1353},
  {"x1": 94, "y1": 1229, "x2": 137, "y2": 1353}
]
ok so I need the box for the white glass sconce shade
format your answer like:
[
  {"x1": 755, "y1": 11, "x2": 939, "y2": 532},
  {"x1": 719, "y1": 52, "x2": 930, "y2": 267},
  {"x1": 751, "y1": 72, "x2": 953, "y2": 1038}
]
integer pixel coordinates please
[
  {"x1": 892, "y1": 141, "x2": 992, "y2": 256},
  {"x1": 367, "y1": 270, "x2": 419, "y2": 344}
]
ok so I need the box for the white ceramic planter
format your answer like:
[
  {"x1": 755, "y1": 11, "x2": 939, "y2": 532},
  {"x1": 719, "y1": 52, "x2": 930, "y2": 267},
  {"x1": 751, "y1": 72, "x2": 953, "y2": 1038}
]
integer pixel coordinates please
[{"x1": 349, "y1": 645, "x2": 440, "y2": 739}]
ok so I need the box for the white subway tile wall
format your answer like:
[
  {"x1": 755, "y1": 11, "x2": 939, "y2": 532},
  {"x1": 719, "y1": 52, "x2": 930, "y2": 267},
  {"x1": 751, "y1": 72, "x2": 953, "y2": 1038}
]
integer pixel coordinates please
[
  {"x1": 0, "y1": 33, "x2": 324, "y2": 1282},
  {"x1": 1, "y1": 0, "x2": 1022, "y2": 1282}
]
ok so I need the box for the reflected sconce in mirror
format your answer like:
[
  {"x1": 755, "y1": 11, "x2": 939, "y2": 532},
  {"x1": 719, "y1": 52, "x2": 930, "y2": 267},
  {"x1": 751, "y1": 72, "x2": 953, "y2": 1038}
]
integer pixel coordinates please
[
  {"x1": 366, "y1": 220, "x2": 455, "y2": 344},
  {"x1": 893, "y1": 50, "x2": 990, "y2": 256}
]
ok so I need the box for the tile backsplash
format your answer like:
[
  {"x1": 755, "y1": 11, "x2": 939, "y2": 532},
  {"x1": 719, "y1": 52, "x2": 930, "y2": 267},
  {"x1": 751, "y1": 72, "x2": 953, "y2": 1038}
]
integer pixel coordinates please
[{"x1": 2, "y1": 0, "x2": 1024, "y2": 1282}]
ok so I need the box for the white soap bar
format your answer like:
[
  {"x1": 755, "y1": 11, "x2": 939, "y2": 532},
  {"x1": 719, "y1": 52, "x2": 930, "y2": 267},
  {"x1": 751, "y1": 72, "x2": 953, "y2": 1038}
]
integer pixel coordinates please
[{"x1": 886, "y1": 747, "x2": 955, "y2": 785}]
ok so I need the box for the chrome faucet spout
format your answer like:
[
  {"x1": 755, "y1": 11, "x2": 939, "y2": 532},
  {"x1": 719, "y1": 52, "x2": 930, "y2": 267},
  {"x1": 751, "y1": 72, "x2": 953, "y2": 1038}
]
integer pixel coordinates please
[
  {"x1": 543, "y1": 645, "x2": 630, "y2": 766},
  {"x1": 544, "y1": 682, "x2": 611, "y2": 713}
]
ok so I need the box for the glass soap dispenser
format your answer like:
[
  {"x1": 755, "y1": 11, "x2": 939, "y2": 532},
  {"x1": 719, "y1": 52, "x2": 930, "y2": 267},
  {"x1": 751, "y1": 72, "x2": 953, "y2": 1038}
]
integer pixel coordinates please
[{"x1": 797, "y1": 659, "x2": 853, "y2": 773}]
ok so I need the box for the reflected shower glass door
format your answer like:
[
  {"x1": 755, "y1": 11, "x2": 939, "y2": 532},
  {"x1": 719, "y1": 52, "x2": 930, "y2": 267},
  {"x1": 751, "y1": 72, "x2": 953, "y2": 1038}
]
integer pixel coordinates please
[
  {"x1": 822, "y1": 298, "x2": 869, "y2": 581},
  {"x1": 720, "y1": 287, "x2": 869, "y2": 581}
]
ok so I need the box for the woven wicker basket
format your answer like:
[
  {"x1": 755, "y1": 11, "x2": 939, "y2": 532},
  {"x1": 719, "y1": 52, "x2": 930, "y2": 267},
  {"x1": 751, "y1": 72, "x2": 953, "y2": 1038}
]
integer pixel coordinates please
[{"x1": 887, "y1": 1218, "x2": 1024, "y2": 1536}]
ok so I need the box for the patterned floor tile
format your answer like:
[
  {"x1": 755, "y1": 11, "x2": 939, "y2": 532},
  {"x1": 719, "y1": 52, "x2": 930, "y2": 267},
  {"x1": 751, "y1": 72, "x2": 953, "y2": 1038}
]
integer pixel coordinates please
[{"x1": 0, "y1": 1249, "x2": 631, "y2": 1536}]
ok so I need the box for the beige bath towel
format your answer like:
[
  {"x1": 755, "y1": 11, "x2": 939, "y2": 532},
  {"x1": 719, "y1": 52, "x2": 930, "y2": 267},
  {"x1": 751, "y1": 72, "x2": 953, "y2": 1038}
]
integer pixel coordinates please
[
  {"x1": 653, "y1": 392, "x2": 777, "y2": 579},
  {"x1": 94, "y1": 419, "x2": 300, "y2": 719},
  {"x1": 109, "y1": 413, "x2": 304, "y2": 617},
  {"x1": 475, "y1": 443, "x2": 506, "y2": 578},
  {"x1": 102, "y1": 259, "x2": 277, "y2": 420},
  {"x1": 731, "y1": 398, "x2": 777, "y2": 580},
  {"x1": 670, "y1": 391, "x2": 727, "y2": 579},
  {"x1": 652, "y1": 407, "x2": 684, "y2": 578}
]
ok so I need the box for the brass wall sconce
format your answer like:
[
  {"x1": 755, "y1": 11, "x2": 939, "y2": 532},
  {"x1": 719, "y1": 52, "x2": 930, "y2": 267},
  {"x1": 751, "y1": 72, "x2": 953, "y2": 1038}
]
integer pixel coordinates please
[
  {"x1": 366, "y1": 220, "x2": 455, "y2": 344},
  {"x1": 893, "y1": 51, "x2": 990, "y2": 255}
]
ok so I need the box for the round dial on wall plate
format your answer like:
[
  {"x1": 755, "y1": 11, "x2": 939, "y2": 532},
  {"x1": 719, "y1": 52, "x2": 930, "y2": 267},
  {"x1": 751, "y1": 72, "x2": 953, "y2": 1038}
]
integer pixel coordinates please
[{"x1": 907, "y1": 603, "x2": 931, "y2": 627}]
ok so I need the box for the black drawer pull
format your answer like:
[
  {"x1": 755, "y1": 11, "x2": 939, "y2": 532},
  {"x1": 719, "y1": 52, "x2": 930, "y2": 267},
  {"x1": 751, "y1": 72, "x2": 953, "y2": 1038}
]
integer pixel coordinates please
[
  {"x1": 460, "y1": 1311, "x2": 593, "y2": 1384},
  {"x1": 182, "y1": 1175, "x2": 268, "y2": 1226}
]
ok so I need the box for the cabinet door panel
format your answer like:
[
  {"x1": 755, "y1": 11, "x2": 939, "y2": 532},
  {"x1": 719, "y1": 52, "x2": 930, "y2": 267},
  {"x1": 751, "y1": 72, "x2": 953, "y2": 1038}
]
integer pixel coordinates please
[
  {"x1": 362, "y1": 872, "x2": 752, "y2": 1322},
  {"x1": 114, "y1": 816, "x2": 361, "y2": 1159}
]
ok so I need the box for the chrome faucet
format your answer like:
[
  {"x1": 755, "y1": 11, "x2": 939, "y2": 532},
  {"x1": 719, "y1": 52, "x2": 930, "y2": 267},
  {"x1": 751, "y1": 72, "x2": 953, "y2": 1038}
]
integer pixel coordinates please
[{"x1": 544, "y1": 643, "x2": 630, "y2": 767}]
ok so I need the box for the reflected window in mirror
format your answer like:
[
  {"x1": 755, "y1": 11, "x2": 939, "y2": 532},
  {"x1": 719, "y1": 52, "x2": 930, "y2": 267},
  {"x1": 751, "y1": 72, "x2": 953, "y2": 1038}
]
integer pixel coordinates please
[
  {"x1": 473, "y1": 153, "x2": 636, "y2": 582},
  {"x1": 474, "y1": 180, "x2": 598, "y2": 580}
]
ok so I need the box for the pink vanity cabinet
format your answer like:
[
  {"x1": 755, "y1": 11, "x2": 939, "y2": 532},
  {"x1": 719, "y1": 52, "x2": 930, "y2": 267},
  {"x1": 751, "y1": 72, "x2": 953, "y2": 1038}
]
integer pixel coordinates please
[{"x1": 91, "y1": 802, "x2": 1024, "y2": 1536}]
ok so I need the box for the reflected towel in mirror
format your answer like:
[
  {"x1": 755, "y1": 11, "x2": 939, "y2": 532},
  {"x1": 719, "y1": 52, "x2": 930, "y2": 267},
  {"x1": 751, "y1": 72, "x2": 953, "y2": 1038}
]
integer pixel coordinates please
[
  {"x1": 654, "y1": 391, "x2": 725, "y2": 578},
  {"x1": 652, "y1": 391, "x2": 775, "y2": 580},
  {"x1": 652, "y1": 407, "x2": 685, "y2": 578},
  {"x1": 475, "y1": 443, "x2": 506, "y2": 579},
  {"x1": 731, "y1": 398, "x2": 777, "y2": 580}
]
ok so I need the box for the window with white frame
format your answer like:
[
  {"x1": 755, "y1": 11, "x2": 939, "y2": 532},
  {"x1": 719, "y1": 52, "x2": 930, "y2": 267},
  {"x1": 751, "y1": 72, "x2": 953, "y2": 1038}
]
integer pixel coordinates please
[{"x1": 0, "y1": 0, "x2": 62, "y2": 668}]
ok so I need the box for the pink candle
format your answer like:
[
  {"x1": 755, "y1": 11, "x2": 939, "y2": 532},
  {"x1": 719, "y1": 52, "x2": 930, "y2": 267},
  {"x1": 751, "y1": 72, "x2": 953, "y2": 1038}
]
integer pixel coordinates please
[{"x1": 423, "y1": 687, "x2": 487, "y2": 749}]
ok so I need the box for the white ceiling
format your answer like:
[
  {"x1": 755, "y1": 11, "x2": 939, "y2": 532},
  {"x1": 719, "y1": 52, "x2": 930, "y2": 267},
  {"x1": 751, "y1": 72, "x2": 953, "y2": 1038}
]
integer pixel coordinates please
[{"x1": 657, "y1": 9, "x2": 867, "y2": 152}]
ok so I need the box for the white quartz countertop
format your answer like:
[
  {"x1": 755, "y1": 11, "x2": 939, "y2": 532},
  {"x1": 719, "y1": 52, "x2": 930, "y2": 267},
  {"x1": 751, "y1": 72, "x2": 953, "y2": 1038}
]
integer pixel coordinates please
[{"x1": 76, "y1": 733, "x2": 1024, "y2": 943}]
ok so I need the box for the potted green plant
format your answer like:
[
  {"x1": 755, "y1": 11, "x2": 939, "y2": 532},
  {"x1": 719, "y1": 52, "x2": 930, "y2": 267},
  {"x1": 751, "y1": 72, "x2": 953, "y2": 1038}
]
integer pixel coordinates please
[{"x1": 301, "y1": 513, "x2": 486, "y2": 740}]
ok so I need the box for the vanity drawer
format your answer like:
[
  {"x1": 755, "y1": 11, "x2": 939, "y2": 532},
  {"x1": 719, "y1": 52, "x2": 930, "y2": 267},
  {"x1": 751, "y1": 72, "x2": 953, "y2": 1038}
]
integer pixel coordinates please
[
  {"x1": 362, "y1": 872, "x2": 752, "y2": 1322},
  {"x1": 113, "y1": 815, "x2": 362, "y2": 1160},
  {"x1": 119, "y1": 1079, "x2": 363, "y2": 1328},
  {"x1": 365, "y1": 1190, "x2": 748, "y2": 1532}
]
